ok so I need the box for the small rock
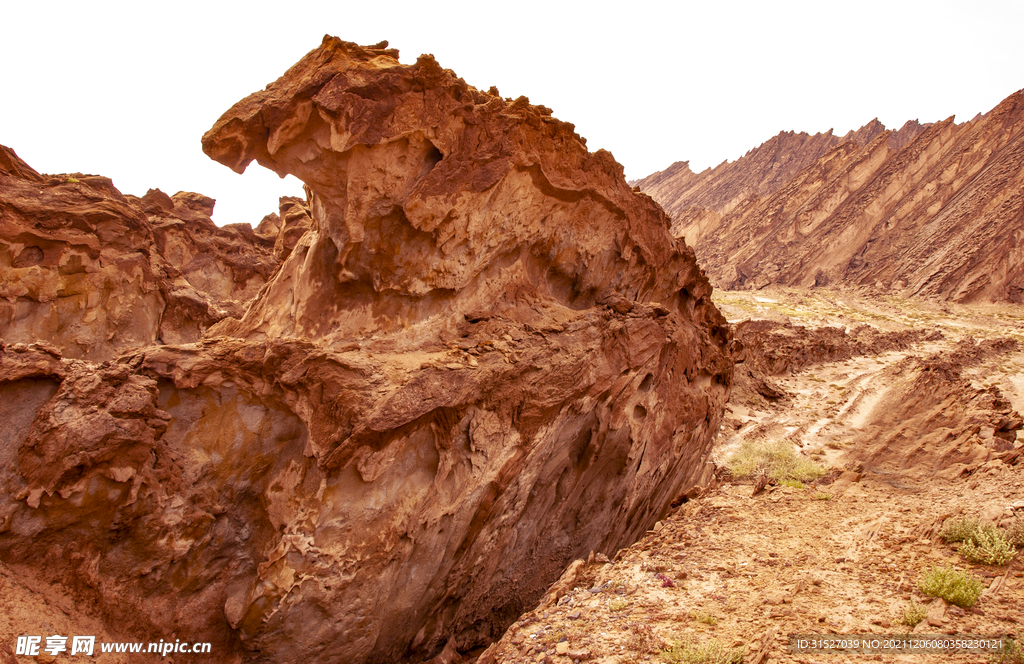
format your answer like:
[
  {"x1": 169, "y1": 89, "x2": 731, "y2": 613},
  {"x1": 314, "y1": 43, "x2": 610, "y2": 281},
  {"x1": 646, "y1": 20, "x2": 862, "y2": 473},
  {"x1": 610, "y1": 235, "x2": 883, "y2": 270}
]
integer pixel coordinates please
[
  {"x1": 926, "y1": 598, "x2": 947, "y2": 626},
  {"x1": 979, "y1": 504, "x2": 1005, "y2": 525},
  {"x1": 556, "y1": 642, "x2": 569, "y2": 655},
  {"x1": 567, "y1": 610, "x2": 582, "y2": 620}
]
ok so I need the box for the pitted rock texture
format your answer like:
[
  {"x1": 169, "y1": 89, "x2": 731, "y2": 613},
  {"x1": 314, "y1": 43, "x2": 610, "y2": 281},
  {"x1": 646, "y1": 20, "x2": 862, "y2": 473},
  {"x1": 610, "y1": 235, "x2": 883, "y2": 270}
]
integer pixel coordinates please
[
  {"x1": 0, "y1": 155, "x2": 280, "y2": 358},
  {"x1": 635, "y1": 90, "x2": 1024, "y2": 303},
  {"x1": 0, "y1": 37, "x2": 730, "y2": 664},
  {"x1": 205, "y1": 35, "x2": 731, "y2": 663}
]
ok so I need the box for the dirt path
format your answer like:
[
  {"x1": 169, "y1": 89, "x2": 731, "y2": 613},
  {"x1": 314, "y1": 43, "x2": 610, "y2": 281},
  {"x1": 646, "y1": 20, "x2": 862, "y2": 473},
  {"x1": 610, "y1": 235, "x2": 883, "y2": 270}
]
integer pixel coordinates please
[{"x1": 482, "y1": 290, "x2": 1024, "y2": 664}]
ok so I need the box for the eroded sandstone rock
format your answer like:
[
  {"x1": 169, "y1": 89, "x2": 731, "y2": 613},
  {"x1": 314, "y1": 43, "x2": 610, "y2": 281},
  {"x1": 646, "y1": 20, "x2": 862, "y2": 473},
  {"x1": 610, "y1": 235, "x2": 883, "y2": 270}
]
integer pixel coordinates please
[
  {"x1": 0, "y1": 37, "x2": 731, "y2": 664},
  {"x1": 0, "y1": 159, "x2": 280, "y2": 358},
  {"x1": 206, "y1": 36, "x2": 733, "y2": 662}
]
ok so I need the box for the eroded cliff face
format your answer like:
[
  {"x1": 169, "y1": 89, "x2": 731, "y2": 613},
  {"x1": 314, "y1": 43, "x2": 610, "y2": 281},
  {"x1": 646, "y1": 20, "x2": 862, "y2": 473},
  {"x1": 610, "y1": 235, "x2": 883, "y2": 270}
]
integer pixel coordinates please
[
  {"x1": 0, "y1": 151, "x2": 281, "y2": 358},
  {"x1": 634, "y1": 90, "x2": 1024, "y2": 303},
  {"x1": 0, "y1": 37, "x2": 731, "y2": 664}
]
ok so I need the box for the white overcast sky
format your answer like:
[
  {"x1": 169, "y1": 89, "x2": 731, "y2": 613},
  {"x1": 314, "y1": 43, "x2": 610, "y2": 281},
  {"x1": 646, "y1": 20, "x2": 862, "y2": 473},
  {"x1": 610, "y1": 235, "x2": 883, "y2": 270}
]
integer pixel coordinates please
[{"x1": 3, "y1": 0, "x2": 1022, "y2": 226}]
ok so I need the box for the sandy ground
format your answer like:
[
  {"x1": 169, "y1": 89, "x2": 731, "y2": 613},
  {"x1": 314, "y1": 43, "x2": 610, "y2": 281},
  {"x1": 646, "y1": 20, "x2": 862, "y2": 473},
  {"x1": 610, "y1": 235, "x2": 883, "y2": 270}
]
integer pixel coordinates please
[{"x1": 483, "y1": 289, "x2": 1024, "y2": 664}]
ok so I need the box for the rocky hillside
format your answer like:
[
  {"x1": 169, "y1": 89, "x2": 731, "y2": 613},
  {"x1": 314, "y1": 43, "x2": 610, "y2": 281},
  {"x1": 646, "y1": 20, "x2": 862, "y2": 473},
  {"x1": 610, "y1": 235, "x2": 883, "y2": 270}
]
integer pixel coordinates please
[
  {"x1": 0, "y1": 37, "x2": 731, "y2": 664},
  {"x1": 630, "y1": 119, "x2": 927, "y2": 244},
  {"x1": 634, "y1": 90, "x2": 1024, "y2": 303}
]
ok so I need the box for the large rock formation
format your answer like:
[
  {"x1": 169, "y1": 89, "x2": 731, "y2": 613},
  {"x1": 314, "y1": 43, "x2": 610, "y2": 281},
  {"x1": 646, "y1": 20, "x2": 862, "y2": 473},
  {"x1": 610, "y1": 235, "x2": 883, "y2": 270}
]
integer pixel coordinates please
[
  {"x1": 0, "y1": 149, "x2": 281, "y2": 359},
  {"x1": 633, "y1": 90, "x2": 1024, "y2": 303},
  {"x1": 0, "y1": 37, "x2": 731, "y2": 664}
]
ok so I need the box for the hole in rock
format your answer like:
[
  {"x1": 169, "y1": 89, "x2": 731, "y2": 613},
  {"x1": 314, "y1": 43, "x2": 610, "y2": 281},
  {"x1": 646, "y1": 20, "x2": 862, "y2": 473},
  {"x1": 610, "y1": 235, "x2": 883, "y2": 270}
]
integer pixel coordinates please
[
  {"x1": 633, "y1": 404, "x2": 648, "y2": 420},
  {"x1": 12, "y1": 246, "x2": 44, "y2": 267},
  {"x1": 639, "y1": 373, "x2": 654, "y2": 392},
  {"x1": 424, "y1": 143, "x2": 443, "y2": 170}
]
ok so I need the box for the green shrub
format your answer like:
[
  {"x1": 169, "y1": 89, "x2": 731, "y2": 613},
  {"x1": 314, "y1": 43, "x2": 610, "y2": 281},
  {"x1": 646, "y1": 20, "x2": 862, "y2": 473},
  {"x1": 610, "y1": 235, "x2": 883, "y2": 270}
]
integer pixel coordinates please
[
  {"x1": 690, "y1": 609, "x2": 717, "y2": 625},
  {"x1": 661, "y1": 638, "x2": 743, "y2": 664},
  {"x1": 1006, "y1": 519, "x2": 1024, "y2": 549},
  {"x1": 779, "y1": 479, "x2": 805, "y2": 489},
  {"x1": 960, "y1": 528, "x2": 1016, "y2": 565},
  {"x1": 918, "y1": 566, "x2": 984, "y2": 607},
  {"x1": 900, "y1": 601, "x2": 927, "y2": 627},
  {"x1": 990, "y1": 636, "x2": 1024, "y2": 664},
  {"x1": 940, "y1": 516, "x2": 982, "y2": 543},
  {"x1": 940, "y1": 516, "x2": 1019, "y2": 565},
  {"x1": 725, "y1": 439, "x2": 825, "y2": 482}
]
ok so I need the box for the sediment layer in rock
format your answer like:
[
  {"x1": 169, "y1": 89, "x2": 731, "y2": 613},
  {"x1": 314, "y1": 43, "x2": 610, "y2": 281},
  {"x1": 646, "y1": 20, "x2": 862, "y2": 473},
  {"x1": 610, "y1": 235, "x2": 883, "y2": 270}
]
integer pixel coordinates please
[
  {"x1": 0, "y1": 157, "x2": 281, "y2": 359},
  {"x1": 631, "y1": 119, "x2": 927, "y2": 245},
  {"x1": 634, "y1": 90, "x2": 1024, "y2": 303}
]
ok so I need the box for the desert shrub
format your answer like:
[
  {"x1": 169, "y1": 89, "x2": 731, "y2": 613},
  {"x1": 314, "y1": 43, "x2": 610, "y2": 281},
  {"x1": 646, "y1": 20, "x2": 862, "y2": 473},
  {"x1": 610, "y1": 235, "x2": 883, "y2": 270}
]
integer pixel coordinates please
[
  {"x1": 960, "y1": 528, "x2": 1016, "y2": 565},
  {"x1": 725, "y1": 439, "x2": 825, "y2": 482},
  {"x1": 940, "y1": 517, "x2": 1019, "y2": 565},
  {"x1": 900, "y1": 601, "x2": 927, "y2": 627},
  {"x1": 661, "y1": 637, "x2": 743, "y2": 664},
  {"x1": 690, "y1": 609, "x2": 717, "y2": 625},
  {"x1": 918, "y1": 566, "x2": 984, "y2": 607},
  {"x1": 812, "y1": 492, "x2": 832, "y2": 501},
  {"x1": 1006, "y1": 519, "x2": 1024, "y2": 548},
  {"x1": 609, "y1": 598, "x2": 629, "y2": 612},
  {"x1": 626, "y1": 622, "x2": 662, "y2": 655},
  {"x1": 991, "y1": 636, "x2": 1024, "y2": 664},
  {"x1": 940, "y1": 516, "x2": 982, "y2": 543},
  {"x1": 779, "y1": 479, "x2": 805, "y2": 489}
]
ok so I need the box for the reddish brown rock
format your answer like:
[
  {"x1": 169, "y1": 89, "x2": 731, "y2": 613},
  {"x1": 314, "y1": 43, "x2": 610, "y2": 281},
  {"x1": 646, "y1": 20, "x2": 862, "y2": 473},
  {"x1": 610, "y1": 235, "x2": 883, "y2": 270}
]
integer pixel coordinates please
[
  {"x1": 849, "y1": 337, "x2": 1023, "y2": 477},
  {"x1": 203, "y1": 35, "x2": 731, "y2": 663},
  {"x1": 631, "y1": 119, "x2": 927, "y2": 245},
  {"x1": 0, "y1": 36, "x2": 732, "y2": 664},
  {"x1": 0, "y1": 169, "x2": 167, "y2": 360},
  {"x1": 0, "y1": 145, "x2": 43, "y2": 182},
  {"x1": 139, "y1": 188, "x2": 278, "y2": 343},
  {"x1": 635, "y1": 90, "x2": 1024, "y2": 303},
  {"x1": 0, "y1": 159, "x2": 281, "y2": 358},
  {"x1": 729, "y1": 319, "x2": 942, "y2": 407},
  {"x1": 252, "y1": 195, "x2": 314, "y2": 259}
]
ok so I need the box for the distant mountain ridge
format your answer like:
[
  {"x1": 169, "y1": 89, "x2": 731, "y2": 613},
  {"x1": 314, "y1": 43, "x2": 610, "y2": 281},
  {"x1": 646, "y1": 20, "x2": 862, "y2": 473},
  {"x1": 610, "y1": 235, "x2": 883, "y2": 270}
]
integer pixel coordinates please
[
  {"x1": 633, "y1": 90, "x2": 1024, "y2": 303},
  {"x1": 631, "y1": 119, "x2": 928, "y2": 229}
]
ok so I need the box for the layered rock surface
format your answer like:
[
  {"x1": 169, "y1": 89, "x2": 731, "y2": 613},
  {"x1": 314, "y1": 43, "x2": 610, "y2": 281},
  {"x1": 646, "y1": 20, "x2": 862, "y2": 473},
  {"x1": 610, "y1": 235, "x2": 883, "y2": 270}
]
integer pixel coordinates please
[
  {"x1": 0, "y1": 149, "x2": 282, "y2": 358},
  {"x1": 631, "y1": 120, "x2": 927, "y2": 245},
  {"x1": 633, "y1": 90, "x2": 1024, "y2": 303},
  {"x1": 0, "y1": 37, "x2": 731, "y2": 664}
]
